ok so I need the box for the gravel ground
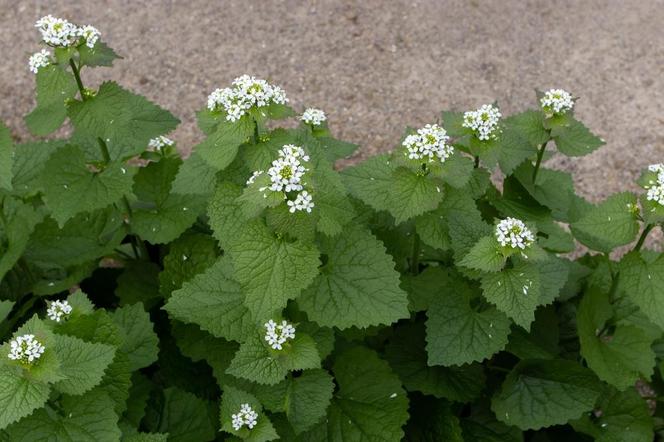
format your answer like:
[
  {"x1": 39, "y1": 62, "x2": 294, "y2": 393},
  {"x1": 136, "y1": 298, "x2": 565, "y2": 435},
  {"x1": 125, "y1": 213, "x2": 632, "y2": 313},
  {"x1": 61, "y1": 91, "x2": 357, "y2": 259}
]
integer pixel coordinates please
[{"x1": 1, "y1": 0, "x2": 663, "y2": 204}]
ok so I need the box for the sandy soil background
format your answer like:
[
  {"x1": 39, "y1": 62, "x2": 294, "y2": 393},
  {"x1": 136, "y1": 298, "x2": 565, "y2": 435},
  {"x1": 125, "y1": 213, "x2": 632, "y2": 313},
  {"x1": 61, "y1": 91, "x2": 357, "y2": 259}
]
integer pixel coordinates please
[{"x1": 1, "y1": 0, "x2": 663, "y2": 203}]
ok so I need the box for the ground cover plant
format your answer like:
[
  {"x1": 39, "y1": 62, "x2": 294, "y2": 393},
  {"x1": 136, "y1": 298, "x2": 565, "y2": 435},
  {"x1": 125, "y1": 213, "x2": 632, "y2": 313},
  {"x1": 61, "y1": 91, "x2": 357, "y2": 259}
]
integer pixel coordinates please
[{"x1": 0, "y1": 15, "x2": 663, "y2": 441}]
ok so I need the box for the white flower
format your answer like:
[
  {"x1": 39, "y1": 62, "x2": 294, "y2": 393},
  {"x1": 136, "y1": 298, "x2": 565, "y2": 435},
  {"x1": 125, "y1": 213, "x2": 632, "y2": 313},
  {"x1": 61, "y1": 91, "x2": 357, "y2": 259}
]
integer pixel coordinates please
[
  {"x1": 267, "y1": 146, "x2": 309, "y2": 193},
  {"x1": 231, "y1": 403, "x2": 259, "y2": 431},
  {"x1": 540, "y1": 89, "x2": 574, "y2": 115},
  {"x1": 147, "y1": 135, "x2": 174, "y2": 151},
  {"x1": 264, "y1": 319, "x2": 296, "y2": 350},
  {"x1": 77, "y1": 25, "x2": 100, "y2": 48},
  {"x1": 495, "y1": 217, "x2": 535, "y2": 250},
  {"x1": 287, "y1": 191, "x2": 315, "y2": 213},
  {"x1": 46, "y1": 300, "x2": 72, "y2": 322},
  {"x1": 279, "y1": 144, "x2": 309, "y2": 162},
  {"x1": 246, "y1": 170, "x2": 264, "y2": 185},
  {"x1": 462, "y1": 104, "x2": 502, "y2": 141},
  {"x1": 402, "y1": 124, "x2": 453, "y2": 163},
  {"x1": 7, "y1": 334, "x2": 46, "y2": 364},
  {"x1": 206, "y1": 75, "x2": 288, "y2": 122},
  {"x1": 644, "y1": 163, "x2": 664, "y2": 206},
  {"x1": 28, "y1": 49, "x2": 51, "y2": 74},
  {"x1": 35, "y1": 15, "x2": 79, "y2": 47},
  {"x1": 301, "y1": 108, "x2": 327, "y2": 126},
  {"x1": 647, "y1": 163, "x2": 664, "y2": 175}
]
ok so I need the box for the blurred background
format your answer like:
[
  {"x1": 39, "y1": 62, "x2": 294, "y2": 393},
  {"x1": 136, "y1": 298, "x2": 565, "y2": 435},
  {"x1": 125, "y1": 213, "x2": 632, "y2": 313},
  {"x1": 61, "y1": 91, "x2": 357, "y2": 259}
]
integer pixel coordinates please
[{"x1": 1, "y1": 0, "x2": 662, "y2": 201}]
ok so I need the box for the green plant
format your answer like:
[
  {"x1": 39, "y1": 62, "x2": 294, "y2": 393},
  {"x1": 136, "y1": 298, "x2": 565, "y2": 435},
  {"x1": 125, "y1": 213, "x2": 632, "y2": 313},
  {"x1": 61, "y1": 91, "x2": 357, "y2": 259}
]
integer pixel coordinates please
[{"x1": 1, "y1": 14, "x2": 663, "y2": 441}]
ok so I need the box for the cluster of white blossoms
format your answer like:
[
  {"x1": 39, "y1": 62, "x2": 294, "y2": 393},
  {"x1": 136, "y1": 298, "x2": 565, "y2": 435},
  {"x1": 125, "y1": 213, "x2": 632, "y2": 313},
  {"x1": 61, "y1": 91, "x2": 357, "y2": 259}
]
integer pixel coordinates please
[
  {"x1": 402, "y1": 124, "x2": 453, "y2": 163},
  {"x1": 495, "y1": 217, "x2": 535, "y2": 250},
  {"x1": 7, "y1": 334, "x2": 46, "y2": 364},
  {"x1": 207, "y1": 75, "x2": 288, "y2": 122},
  {"x1": 259, "y1": 145, "x2": 315, "y2": 213},
  {"x1": 540, "y1": 89, "x2": 574, "y2": 115},
  {"x1": 231, "y1": 403, "x2": 258, "y2": 431},
  {"x1": 301, "y1": 108, "x2": 327, "y2": 126},
  {"x1": 264, "y1": 319, "x2": 296, "y2": 350},
  {"x1": 645, "y1": 163, "x2": 664, "y2": 206},
  {"x1": 147, "y1": 135, "x2": 174, "y2": 151},
  {"x1": 287, "y1": 190, "x2": 314, "y2": 213},
  {"x1": 35, "y1": 15, "x2": 100, "y2": 48},
  {"x1": 28, "y1": 49, "x2": 51, "y2": 74},
  {"x1": 462, "y1": 104, "x2": 502, "y2": 141},
  {"x1": 46, "y1": 299, "x2": 72, "y2": 322}
]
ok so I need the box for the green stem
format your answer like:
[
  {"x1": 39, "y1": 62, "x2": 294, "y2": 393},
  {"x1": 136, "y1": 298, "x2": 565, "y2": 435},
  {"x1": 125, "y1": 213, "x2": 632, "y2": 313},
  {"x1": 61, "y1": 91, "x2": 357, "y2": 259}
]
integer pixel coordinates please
[
  {"x1": 69, "y1": 58, "x2": 86, "y2": 100},
  {"x1": 97, "y1": 137, "x2": 112, "y2": 163},
  {"x1": 531, "y1": 140, "x2": 548, "y2": 183},
  {"x1": 474, "y1": 156, "x2": 480, "y2": 168},
  {"x1": 634, "y1": 224, "x2": 654, "y2": 252},
  {"x1": 411, "y1": 234, "x2": 421, "y2": 275}
]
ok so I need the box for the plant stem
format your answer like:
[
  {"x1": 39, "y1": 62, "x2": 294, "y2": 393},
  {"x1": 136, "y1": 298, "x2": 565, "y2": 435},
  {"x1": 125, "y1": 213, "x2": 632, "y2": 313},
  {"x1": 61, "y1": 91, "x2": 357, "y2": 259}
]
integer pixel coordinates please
[
  {"x1": 97, "y1": 137, "x2": 112, "y2": 163},
  {"x1": 474, "y1": 156, "x2": 480, "y2": 168},
  {"x1": 69, "y1": 58, "x2": 86, "y2": 100},
  {"x1": 531, "y1": 140, "x2": 548, "y2": 183},
  {"x1": 634, "y1": 224, "x2": 654, "y2": 252},
  {"x1": 411, "y1": 234, "x2": 421, "y2": 275}
]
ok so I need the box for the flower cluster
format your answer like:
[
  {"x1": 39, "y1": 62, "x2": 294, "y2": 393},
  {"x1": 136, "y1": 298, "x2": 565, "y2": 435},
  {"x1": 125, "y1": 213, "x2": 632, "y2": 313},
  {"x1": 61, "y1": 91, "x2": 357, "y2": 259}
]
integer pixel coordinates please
[
  {"x1": 231, "y1": 403, "x2": 258, "y2": 431},
  {"x1": 46, "y1": 300, "x2": 72, "y2": 322},
  {"x1": 147, "y1": 135, "x2": 174, "y2": 151},
  {"x1": 264, "y1": 319, "x2": 296, "y2": 350},
  {"x1": 462, "y1": 104, "x2": 502, "y2": 141},
  {"x1": 645, "y1": 163, "x2": 664, "y2": 206},
  {"x1": 495, "y1": 217, "x2": 535, "y2": 250},
  {"x1": 287, "y1": 190, "x2": 314, "y2": 213},
  {"x1": 261, "y1": 145, "x2": 315, "y2": 213},
  {"x1": 35, "y1": 15, "x2": 100, "y2": 48},
  {"x1": 28, "y1": 49, "x2": 51, "y2": 74},
  {"x1": 301, "y1": 108, "x2": 327, "y2": 126},
  {"x1": 402, "y1": 124, "x2": 453, "y2": 163},
  {"x1": 540, "y1": 88, "x2": 574, "y2": 115},
  {"x1": 207, "y1": 75, "x2": 288, "y2": 122},
  {"x1": 7, "y1": 334, "x2": 46, "y2": 364}
]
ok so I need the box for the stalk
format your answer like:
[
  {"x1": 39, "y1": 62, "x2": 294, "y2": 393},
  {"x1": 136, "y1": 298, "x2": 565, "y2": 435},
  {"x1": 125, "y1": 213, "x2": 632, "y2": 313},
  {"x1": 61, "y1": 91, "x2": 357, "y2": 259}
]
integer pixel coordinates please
[
  {"x1": 531, "y1": 140, "x2": 548, "y2": 183},
  {"x1": 69, "y1": 58, "x2": 86, "y2": 100}
]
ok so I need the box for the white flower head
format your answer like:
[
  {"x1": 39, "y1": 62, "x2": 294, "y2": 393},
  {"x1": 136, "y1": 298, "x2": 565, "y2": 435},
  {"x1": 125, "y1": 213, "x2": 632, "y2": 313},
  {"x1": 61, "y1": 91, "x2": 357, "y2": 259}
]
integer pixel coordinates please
[
  {"x1": 28, "y1": 49, "x2": 51, "y2": 74},
  {"x1": 7, "y1": 334, "x2": 46, "y2": 364},
  {"x1": 246, "y1": 170, "x2": 264, "y2": 185},
  {"x1": 647, "y1": 163, "x2": 664, "y2": 175},
  {"x1": 462, "y1": 104, "x2": 502, "y2": 141},
  {"x1": 540, "y1": 89, "x2": 574, "y2": 115},
  {"x1": 147, "y1": 135, "x2": 174, "y2": 151},
  {"x1": 267, "y1": 145, "x2": 309, "y2": 193},
  {"x1": 495, "y1": 217, "x2": 536, "y2": 250},
  {"x1": 46, "y1": 299, "x2": 72, "y2": 322},
  {"x1": 231, "y1": 403, "x2": 259, "y2": 431},
  {"x1": 402, "y1": 124, "x2": 453, "y2": 164},
  {"x1": 35, "y1": 15, "x2": 79, "y2": 47},
  {"x1": 207, "y1": 75, "x2": 288, "y2": 122},
  {"x1": 644, "y1": 163, "x2": 664, "y2": 206},
  {"x1": 77, "y1": 25, "x2": 100, "y2": 48},
  {"x1": 279, "y1": 144, "x2": 310, "y2": 162},
  {"x1": 301, "y1": 108, "x2": 327, "y2": 126},
  {"x1": 287, "y1": 191, "x2": 315, "y2": 213},
  {"x1": 264, "y1": 319, "x2": 296, "y2": 350}
]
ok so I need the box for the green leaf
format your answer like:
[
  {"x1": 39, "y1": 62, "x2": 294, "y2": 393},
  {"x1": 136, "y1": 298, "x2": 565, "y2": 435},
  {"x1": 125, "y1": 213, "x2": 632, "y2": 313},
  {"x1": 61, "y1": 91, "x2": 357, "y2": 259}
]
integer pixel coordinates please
[
  {"x1": 124, "y1": 433, "x2": 169, "y2": 442},
  {"x1": 284, "y1": 369, "x2": 334, "y2": 434},
  {"x1": 116, "y1": 261, "x2": 161, "y2": 307},
  {"x1": 481, "y1": 262, "x2": 541, "y2": 329},
  {"x1": 0, "y1": 122, "x2": 12, "y2": 190},
  {"x1": 495, "y1": 125, "x2": 538, "y2": 175},
  {"x1": 220, "y1": 385, "x2": 278, "y2": 442},
  {"x1": 3, "y1": 390, "x2": 121, "y2": 441},
  {"x1": 620, "y1": 251, "x2": 664, "y2": 330},
  {"x1": 311, "y1": 165, "x2": 355, "y2": 237},
  {"x1": 552, "y1": 118, "x2": 605, "y2": 156},
  {"x1": 571, "y1": 192, "x2": 639, "y2": 253},
  {"x1": 503, "y1": 110, "x2": 549, "y2": 147},
  {"x1": 227, "y1": 221, "x2": 319, "y2": 320},
  {"x1": 196, "y1": 117, "x2": 253, "y2": 170},
  {"x1": 324, "y1": 346, "x2": 409, "y2": 441},
  {"x1": 96, "y1": 352, "x2": 133, "y2": 415},
  {"x1": 0, "y1": 300, "x2": 13, "y2": 323},
  {"x1": 317, "y1": 136, "x2": 358, "y2": 161},
  {"x1": 165, "y1": 256, "x2": 253, "y2": 342},
  {"x1": 39, "y1": 144, "x2": 135, "y2": 227},
  {"x1": 0, "y1": 366, "x2": 50, "y2": 431},
  {"x1": 571, "y1": 386, "x2": 653, "y2": 442},
  {"x1": 299, "y1": 227, "x2": 408, "y2": 329},
  {"x1": 171, "y1": 152, "x2": 218, "y2": 196},
  {"x1": 577, "y1": 288, "x2": 655, "y2": 390},
  {"x1": 227, "y1": 332, "x2": 320, "y2": 385},
  {"x1": 155, "y1": 387, "x2": 216, "y2": 442},
  {"x1": 207, "y1": 181, "x2": 245, "y2": 249},
  {"x1": 426, "y1": 281, "x2": 511, "y2": 366},
  {"x1": 159, "y1": 232, "x2": 218, "y2": 297},
  {"x1": 69, "y1": 81, "x2": 179, "y2": 160},
  {"x1": 491, "y1": 359, "x2": 602, "y2": 430},
  {"x1": 437, "y1": 153, "x2": 474, "y2": 188},
  {"x1": 506, "y1": 306, "x2": 559, "y2": 360},
  {"x1": 111, "y1": 304, "x2": 159, "y2": 370},
  {"x1": 404, "y1": 397, "x2": 464, "y2": 442},
  {"x1": 25, "y1": 65, "x2": 78, "y2": 136},
  {"x1": 460, "y1": 410, "x2": 523, "y2": 442},
  {"x1": 0, "y1": 197, "x2": 44, "y2": 280},
  {"x1": 52, "y1": 333, "x2": 116, "y2": 395},
  {"x1": 78, "y1": 40, "x2": 120, "y2": 67},
  {"x1": 459, "y1": 236, "x2": 506, "y2": 272},
  {"x1": 10, "y1": 140, "x2": 64, "y2": 197},
  {"x1": 386, "y1": 323, "x2": 485, "y2": 402}
]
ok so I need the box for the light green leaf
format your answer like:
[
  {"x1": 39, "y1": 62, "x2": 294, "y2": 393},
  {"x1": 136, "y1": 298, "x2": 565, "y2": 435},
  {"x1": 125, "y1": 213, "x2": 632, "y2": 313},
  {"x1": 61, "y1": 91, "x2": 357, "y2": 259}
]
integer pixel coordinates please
[
  {"x1": 503, "y1": 110, "x2": 549, "y2": 147},
  {"x1": 196, "y1": 117, "x2": 253, "y2": 170},
  {"x1": 312, "y1": 165, "x2": 355, "y2": 237},
  {"x1": 577, "y1": 288, "x2": 655, "y2": 390},
  {"x1": 220, "y1": 385, "x2": 278, "y2": 442},
  {"x1": 0, "y1": 122, "x2": 12, "y2": 190},
  {"x1": 284, "y1": 369, "x2": 334, "y2": 434},
  {"x1": 165, "y1": 256, "x2": 253, "y2": 342},
  {"x1": 68, "y1": 81, "x2": 179, "y2": 160},
  {"x1": 10, "y1": 140, "x2": 64, "y2": 197},
  {"x1": 552, "y1": 118, "x2": 605, "y2": 156},
  {"x1": 491, "y1": 359, "x2": 602, "y2": 430},
  {"x1": 227, "y1": 221, "x2": 320, "y2": 320},
  {"x1": 481, "y1": 262, "x2": 541, "y2": 329},
  {"x1": 299, "y1": 227, "x2": 408, "y2": 329},
  {"x1": 0, "y1": 366, "x2": 50, "y2": 431},
  {"x1": 52, "y1": 333, "x2": 116, "y2": 395},
  {"x1": 496, "y1": 125, "x2": 538, "y2": 175},
  {"x1": 78, "y1": 40, "x2": 120, "y2": 67},
  {"x1": 620, "y1": 251, "x2": 664, "y2": 330},
  {"x1": 171, "y1": 152, "x2": 217, "y2": 196},
  {"x1": 25, "y1": 65, "x2": 78, "y2": 136},
  {"x1": 39, "y1": 145, "x2": 135, "y2": 227},
  {"x1": 571, "y1": 192, "x2": 639, "y2": 253},
  {"x1": 437, "y1": 153, "x2": 474, "y2": 188},
  {"x1": 207, "y1": 181, "x2": 245, "y2": 249},
  {"x1": 426, "y1": 282, "x2": 511, "y2": 366},
  {"x1": 111, "y1": 304, "x2": 159, "y2": 370},
  {"x1": 459, "y1": 236, "x2": 506, "y2": 272}
]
